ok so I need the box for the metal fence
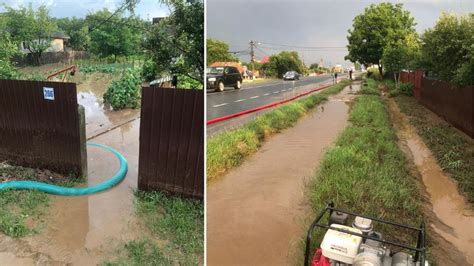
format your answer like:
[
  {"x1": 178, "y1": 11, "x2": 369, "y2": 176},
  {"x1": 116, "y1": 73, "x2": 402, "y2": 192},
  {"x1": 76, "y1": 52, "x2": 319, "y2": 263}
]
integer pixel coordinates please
[
  {"x1": 400, "y1": 72, "x2": 473, "y2": 138},
  {"x1": 138, "y1": 86, "x2": 204, "y2": 199},
  {"x1": 0, "y1": 79, "x2": 86, "y2": 176}
]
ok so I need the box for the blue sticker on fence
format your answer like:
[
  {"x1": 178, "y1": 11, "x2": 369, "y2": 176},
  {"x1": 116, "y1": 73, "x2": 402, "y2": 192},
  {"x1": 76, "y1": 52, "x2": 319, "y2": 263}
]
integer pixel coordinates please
[{"x1": 43, "y1": 87, "x2": 54, "y2": 100}]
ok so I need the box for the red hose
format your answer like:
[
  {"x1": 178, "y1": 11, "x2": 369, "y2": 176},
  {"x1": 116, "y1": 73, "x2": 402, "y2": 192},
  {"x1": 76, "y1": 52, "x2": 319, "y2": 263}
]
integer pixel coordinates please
[{"x1": 207, "y1": 83, "x2": 333, "y2": 125}]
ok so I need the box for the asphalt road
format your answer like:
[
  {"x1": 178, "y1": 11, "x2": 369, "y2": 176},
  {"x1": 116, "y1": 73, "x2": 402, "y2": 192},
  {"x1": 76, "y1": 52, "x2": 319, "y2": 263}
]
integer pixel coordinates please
[{"x1": 207, "y1": 74, "x2": 347, "y2": 120}]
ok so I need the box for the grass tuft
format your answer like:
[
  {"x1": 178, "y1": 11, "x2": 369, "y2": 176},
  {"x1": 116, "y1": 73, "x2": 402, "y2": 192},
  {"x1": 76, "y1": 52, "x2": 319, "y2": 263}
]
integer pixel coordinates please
[
  {"x1": 0, "y1": 189, "x2": 49, "y2": 237},
  {"x1": 103, "y1": 240, "x2": 173, "y2": 266},
  {"x1": 0, "y1": 163, "x2": 85, "y2": 237},
  {"x1": 207, "y1": 80, "x2": 351, "y2": 181},
  {"x1": 307, "y1": 80, "x2": 422, "y2": 251}
]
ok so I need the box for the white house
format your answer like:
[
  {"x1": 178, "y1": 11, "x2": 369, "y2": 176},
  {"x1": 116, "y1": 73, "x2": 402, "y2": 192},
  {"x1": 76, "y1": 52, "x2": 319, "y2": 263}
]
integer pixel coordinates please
[{"x1": 20, "y1": 32, "x2": 70, "y2": 53}]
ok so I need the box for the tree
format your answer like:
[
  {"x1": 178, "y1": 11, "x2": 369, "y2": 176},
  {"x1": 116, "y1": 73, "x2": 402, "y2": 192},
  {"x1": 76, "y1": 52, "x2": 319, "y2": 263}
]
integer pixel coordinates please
[
  {"x1": 383, "y1": 41, "x2": 407, "y2": 88},
  {"x1": 86, "y1": 9, "x2": 144, "y2": 60},
  {"x1": 143, "y1": 0, "x2": 204, "y2": 84},
  {"x1": 309, "y1": 63, "x2": 319, "y2": 70},
  {"x1": 265, "y1": 51, "x2": 306, "y2": 78},
  {"x1": 0, "y1": 33, "x2": 19, "y2": 79},
  {"x1": 3, "y1": 4, "x2": 57, "y2": 65},
  {"x1": 421, "y1": 13, "x2": 474, "y2": 86},
  {"x1": 354, "y1": 62, "x2": 361, "y2": 71},
  {"x1": 383, "y1": 32, "x2": 421, "y2": 88},
  {"x1": 56, "y1": 17, "x2": 91, "y2": 51},
  {"x1": 206, "y1": 38, "x2": 238, "y2": 65},
  {"x1": 345, "y1": 3, "x2": 416, "y2": 76}
]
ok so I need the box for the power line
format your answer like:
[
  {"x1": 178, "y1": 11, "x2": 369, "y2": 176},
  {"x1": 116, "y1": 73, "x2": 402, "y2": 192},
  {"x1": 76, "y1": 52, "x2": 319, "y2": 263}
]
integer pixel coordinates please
[
  {"x1": 259, "y1": 41, "x2": 346, "y2": 50},
  {"x1": 88, "y1": 2, "x2": 130, "y2": 34},
  {"x1": 259, "y1": 45, "x2": 346, "y2": 52}
]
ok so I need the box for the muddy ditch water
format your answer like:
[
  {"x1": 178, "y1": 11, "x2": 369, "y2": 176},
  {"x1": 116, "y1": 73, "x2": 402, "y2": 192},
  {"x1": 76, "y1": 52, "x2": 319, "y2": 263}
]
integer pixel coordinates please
[
  {"x1": 387, "y1": 99, "x2": 474, "y2": 265},
  {"x1": 207, "y1": 83, "x2": 360, "y2": 265},
  {"x1": 0, "y1": 75, "x2": 145, "y2": 264}
]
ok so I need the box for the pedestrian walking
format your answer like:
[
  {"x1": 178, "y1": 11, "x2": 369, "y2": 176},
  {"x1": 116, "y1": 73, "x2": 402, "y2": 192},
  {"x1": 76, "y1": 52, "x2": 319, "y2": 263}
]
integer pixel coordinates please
[
  {"x1": 334, "y1": 72, "x2": 338, "y2": 84},
  {"x1": 349, "y1": 69, "x2": 353, "y2": 80}
]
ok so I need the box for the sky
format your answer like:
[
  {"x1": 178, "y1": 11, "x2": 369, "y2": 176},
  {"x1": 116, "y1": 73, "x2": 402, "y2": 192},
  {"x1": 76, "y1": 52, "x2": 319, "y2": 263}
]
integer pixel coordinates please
[
  {"x1": 207, "y1": 0, "x2": 474, "y2": 67},
  {"x1": 0, "y1": 0, "x2": 169, "y2": 21}
]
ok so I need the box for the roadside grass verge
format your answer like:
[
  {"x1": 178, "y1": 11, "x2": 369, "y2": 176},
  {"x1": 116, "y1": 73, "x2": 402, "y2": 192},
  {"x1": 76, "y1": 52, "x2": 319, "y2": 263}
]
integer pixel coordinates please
[
  {"x1": 394, "y1": 96, "x2": 474, "y2": 203},
  {"x1": 207, "y1": 79, "x2": 351, "y2": 181},
  {"x1": 306, "y1": 85, "x2": 422, "y2": 251},
  {"x1": 359, "y1": 78, "x2": 380, "y2": 95},
  {"x1": 0, "y1": 163, "x2": 85, "y2": 238},
  {"x1": 105, "y1": 191, "x2": 204, "y2": 265}
]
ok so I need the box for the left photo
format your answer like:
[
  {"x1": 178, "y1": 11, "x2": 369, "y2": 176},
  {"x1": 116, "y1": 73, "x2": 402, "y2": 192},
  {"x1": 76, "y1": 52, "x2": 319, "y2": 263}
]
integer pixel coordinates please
[{"x1": 0, "y1": 0, "x2": 204, "y2": 265}]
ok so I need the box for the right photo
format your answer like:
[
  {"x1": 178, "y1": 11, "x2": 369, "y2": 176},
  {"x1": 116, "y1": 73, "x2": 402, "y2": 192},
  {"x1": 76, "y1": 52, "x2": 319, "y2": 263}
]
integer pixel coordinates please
[{"x1": 205, "y1": 0, "x2": 474, "y2": 265}]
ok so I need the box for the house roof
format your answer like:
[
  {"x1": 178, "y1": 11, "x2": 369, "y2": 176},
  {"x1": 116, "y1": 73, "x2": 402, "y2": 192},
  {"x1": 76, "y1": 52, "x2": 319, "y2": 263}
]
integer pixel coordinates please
[
  {"x1": 51, "y1": 32, "x2": 70, "y2": 39},
  {"x1": 210, "y1": 62, "x2": 244, "y2": 73}
]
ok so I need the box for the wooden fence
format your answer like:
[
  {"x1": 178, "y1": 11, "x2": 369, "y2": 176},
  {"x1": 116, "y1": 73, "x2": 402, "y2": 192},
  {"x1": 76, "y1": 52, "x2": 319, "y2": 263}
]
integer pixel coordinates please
[
  {"x1": 138, "y1": 86, "x2": 204, "y2": 199},
  {"x1": 0, "y1": 79, "x2": 86, "y2": 176}
]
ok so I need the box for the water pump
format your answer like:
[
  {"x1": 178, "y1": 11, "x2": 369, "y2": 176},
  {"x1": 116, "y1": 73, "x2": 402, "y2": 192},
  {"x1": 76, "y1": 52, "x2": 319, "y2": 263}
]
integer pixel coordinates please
[{"x1": 304, "y1": 203, "x2": 428, "y2": 266}]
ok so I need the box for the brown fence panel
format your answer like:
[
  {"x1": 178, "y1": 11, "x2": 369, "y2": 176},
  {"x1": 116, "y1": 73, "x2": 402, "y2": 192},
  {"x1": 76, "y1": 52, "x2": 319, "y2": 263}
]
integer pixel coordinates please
[
  {"x1": 138, "y1": 86, "x2": 204, "y2": 199},
  {"x1": 419, "y1": 78, "x2": 473, "y2": 138},
  {"x1": 0, "y1": 79, "x2": 85, "y2": 175}
]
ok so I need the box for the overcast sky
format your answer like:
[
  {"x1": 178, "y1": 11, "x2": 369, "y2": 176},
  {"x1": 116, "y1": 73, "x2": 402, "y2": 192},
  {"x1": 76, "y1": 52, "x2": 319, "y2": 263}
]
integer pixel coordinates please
[
  {"x1": 0, "y1": 0, "x2": 169, "y2": 21},
  {"x1": 207, "y1": 0, "x2": 474, "y2": 67}
]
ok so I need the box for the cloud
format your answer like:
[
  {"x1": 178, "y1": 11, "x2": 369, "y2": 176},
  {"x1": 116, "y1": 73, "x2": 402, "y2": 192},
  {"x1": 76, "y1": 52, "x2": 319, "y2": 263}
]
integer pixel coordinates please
[{"x1": 207, "y1": 0, "x2": 474, "y2": 67}]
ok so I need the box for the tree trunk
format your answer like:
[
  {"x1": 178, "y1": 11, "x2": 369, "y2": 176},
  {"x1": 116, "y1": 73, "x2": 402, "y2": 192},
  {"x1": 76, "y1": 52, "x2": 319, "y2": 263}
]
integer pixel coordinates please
[
  {"x1": 393, "y1": 72, "x2": 398, "y2": 88},
  {"x1": 378, "y1": 64, "x2": 383, "y2": 77}
]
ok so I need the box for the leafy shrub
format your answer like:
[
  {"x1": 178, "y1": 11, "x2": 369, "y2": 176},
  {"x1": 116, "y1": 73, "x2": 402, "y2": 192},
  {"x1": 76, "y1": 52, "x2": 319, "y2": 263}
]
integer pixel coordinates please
[
  {"x1": 178, "y1": 74, "x2": 203, "y2": 89},
  {"x1": 141, "y1": 60, "x2": 157, "y2": 82},
  {"x1": 386, "y1": 80, "x2": 413, "y2": 97},
  {"x1": 103, "y1": 68, "x2": 142, "y2": 110},
  {"x1": 398, "y1": 83, "x2": 413, "y2": 96}
]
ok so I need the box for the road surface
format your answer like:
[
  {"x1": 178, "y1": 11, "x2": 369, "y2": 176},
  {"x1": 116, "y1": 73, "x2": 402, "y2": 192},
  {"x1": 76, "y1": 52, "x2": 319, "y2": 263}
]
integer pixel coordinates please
[{"x1": 207, "y1": 74, "x2": 347, "y2": 120}]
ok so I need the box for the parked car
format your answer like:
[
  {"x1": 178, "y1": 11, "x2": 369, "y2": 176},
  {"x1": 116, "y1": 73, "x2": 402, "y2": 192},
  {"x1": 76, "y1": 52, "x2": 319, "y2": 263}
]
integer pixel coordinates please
[
  {"x1": 283, "y1": 71, "x2": 300, "y2": 80},
  {"x1": 207, "y1": 66, "x2": 243, "y2": 92}
]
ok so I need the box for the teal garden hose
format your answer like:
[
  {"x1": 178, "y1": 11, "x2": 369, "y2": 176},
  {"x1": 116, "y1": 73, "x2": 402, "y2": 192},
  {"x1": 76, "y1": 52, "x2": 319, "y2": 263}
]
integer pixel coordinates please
[{"x1": 0, "y1": 143, "x2": 128, "y2": 196}]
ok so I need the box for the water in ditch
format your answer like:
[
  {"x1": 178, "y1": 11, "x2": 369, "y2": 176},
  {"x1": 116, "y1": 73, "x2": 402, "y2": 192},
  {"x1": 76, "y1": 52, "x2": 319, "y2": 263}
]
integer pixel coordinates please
[
  {"x1": 387, "y1": 99, "x2": 474, "y2": 265},
  {"x1": 207, "y1": 84, "x2": 359, "y2": 265}
]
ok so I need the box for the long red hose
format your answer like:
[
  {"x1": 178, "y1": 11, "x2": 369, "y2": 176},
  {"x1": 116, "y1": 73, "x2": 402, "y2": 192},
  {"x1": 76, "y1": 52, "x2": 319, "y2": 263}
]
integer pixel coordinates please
[{"x1": 207, "y1": 83, "x2": 334, "y2": 125}]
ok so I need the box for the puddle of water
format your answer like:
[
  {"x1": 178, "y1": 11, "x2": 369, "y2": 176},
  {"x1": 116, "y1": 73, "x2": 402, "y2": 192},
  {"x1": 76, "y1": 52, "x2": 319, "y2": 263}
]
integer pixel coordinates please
[
  {"x1": 77, "y1": 90, "x2": 139, "y2": 139},
  {"x1": 207, "y1": 85, "x2": 359, "y2": 265},
  {"x1": 0, "y1": 252, "x2": 34, "y2": 266},
  {"x1": 0, "y1": 120, "x2": 144, "y2": 264},
  {"x1": 388, "y1": 100, "x2": 474, "y2": 264}
]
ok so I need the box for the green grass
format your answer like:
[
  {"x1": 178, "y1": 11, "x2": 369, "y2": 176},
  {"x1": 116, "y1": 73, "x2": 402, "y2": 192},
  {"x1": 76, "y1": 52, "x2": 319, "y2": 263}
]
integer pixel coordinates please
[
  {"x1": 103, "y1": 240, "x2": 173, "y2": 266},
  {"x1": 359, "y1": 78, "x2": 380, "y2": 95},
  {"x1": 394, "y1": 95, "x2": 474, "y2": 203},
  {"x1": 0, "y1": 163, "x2": 85, "y2": 238},
  {"x1": 0, "y1": 189, "x2": 49, "y2": 237},
  {"x1": 207, "y1": 79, "x2": 352, "y2": 181},
  {"x1": 105, "y1": 191, "x2": 204, "y2": 265},
  {"x1": 306, "y1": 79, "x2": 422, "y2": 252}
]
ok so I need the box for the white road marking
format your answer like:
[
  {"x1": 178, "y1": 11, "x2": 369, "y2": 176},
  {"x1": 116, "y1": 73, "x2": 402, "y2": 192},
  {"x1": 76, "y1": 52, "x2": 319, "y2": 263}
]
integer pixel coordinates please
[
  {"x1": 273, "y1": 91, "x2": 279, "y2": 94},
  {"x1": 250, "y1": 96, "x2": 259, "y2": 99},
  {"x1": 213, "y1": 103, "x2": 228, "y2": 107},
  {"x1": 234, "y1": 99, "x2": 246, "y2": 103},
  {"x1": 263, "y1": 93, "x2": 270, "y2": 96},
  {"x1": 281, "y1": 89, "x2": 286, "y2": 92}
]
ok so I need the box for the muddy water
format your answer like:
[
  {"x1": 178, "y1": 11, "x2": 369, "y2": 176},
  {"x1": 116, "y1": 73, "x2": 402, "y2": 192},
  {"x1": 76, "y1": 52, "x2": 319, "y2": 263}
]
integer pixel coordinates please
[
  {"x1": 0, "y1": 119, "x2": 144, "y2": 264},
  {"x1": 388, "y1": 100, "x2": 474, "y2": 264},
  {"x1": 76, "y1": 74, "x2": 140, "y2": 139},
  {"x1": 207, "y1": 84, "x2": 359, "y2": 265}
]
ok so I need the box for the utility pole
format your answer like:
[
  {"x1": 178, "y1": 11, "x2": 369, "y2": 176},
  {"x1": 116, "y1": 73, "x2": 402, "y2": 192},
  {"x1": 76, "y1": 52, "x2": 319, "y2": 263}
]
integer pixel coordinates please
[{"x1": 250, "y1": 40, "x2": 256, "y2": 72}]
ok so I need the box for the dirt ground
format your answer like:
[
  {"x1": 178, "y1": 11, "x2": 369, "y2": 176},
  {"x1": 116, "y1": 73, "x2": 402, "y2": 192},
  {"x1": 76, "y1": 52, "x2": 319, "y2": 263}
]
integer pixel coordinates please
[
  {"x1": 386, "y1": 98, "x2": 473, "y2": 265},
  {"x1": 207, "y1": 84, "x2": 359, "y2": 265}
]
